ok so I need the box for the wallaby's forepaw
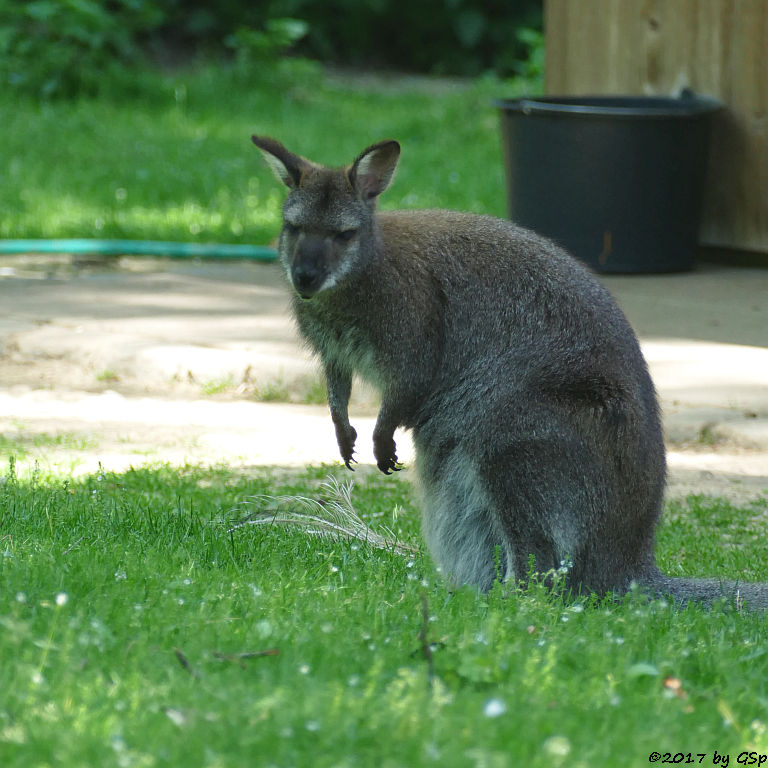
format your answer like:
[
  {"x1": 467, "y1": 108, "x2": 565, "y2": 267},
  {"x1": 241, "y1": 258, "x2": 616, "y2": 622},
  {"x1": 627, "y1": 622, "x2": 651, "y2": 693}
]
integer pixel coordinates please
[
  {"x1": 373, "y1": 433, "x2": 402, "y2": 475},
  {"x1": 377, "y1": 456, "x2": 402, "y2": 475},
  {"x1": 334, "y1": 421, "x2": 357, "y2": 471}
]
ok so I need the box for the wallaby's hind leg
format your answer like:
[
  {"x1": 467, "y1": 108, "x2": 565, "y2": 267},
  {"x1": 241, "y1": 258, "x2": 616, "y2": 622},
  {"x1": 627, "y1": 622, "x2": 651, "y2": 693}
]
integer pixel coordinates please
[
  {"x1": 478, "y1": 438, "x2": 590, "y2": 590},
  {"x1": 414, "y1": 437, "x2": 593, "y2": 592},
  {"x1": 478, "y1": 433, "x2": 659, "y2": 595},
  {"x1": 416, "y1": 447, "x2": 512, "y2": 591},
  {"x1": 416, "y1": 432, "x2": 655, "y2": 595}
]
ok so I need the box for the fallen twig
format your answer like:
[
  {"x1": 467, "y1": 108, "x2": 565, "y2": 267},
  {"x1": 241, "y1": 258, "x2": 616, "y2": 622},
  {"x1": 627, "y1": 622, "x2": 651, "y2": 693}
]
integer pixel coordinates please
[
  {"x1": 173, "y1": 647, "x2": 199, "y2": 679},
  {"x1": 213, "y1": 648, "x2": 279, "y2": 668}
]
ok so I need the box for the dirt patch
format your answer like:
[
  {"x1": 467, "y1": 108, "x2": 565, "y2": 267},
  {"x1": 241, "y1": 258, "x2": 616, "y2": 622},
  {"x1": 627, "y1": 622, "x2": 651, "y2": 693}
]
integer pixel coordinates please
[{"x1": 0, "y1": 255, "x2": 766, "y2": 503}]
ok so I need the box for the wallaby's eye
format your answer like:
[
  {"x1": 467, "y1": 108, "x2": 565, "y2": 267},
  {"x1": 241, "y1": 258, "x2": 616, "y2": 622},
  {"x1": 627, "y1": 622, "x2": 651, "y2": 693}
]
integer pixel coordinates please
[
  {"x1": 335, "y1": 229, "x2": 357, "y2": 244},
  {"x1": 283, "y1": 222, "x2": 299, "y2": 236}
]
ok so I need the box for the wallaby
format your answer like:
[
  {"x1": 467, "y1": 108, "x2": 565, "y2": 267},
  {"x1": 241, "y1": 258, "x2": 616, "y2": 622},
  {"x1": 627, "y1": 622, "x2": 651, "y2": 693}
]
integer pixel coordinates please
[{"x1": 251, "y1": 134, "x2": 768, "y2": 609}]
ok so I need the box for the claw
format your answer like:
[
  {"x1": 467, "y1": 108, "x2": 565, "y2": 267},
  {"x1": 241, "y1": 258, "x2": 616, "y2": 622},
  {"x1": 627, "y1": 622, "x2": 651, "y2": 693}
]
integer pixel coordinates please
[{"x1": 377, "y1": 457, "x2": 403, "y2": 475}]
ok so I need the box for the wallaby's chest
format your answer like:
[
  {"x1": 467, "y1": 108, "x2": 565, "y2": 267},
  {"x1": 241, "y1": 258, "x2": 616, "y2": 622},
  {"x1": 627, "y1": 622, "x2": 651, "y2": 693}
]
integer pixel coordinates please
[{"x1": 297, "y1": 306, "x2": 382, "y2": 387}]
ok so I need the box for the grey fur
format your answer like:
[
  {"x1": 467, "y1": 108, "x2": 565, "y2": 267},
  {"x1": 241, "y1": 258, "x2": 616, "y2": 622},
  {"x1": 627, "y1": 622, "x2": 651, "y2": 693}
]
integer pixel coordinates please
[{"x1": 251, "y1": 134, "x2": 768, "y2": 609}]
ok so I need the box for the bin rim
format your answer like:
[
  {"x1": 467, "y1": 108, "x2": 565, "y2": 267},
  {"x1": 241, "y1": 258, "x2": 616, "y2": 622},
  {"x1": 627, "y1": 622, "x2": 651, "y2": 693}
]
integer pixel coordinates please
[{"x1": 494, "y1": 92, "x2": 723, "y2": 119}]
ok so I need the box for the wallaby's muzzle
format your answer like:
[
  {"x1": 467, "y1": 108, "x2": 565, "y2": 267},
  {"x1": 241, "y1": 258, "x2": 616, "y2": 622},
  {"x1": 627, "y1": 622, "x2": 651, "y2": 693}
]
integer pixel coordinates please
[{"x1": 291, "y1": 236, "x2": 329, "y2": 299}]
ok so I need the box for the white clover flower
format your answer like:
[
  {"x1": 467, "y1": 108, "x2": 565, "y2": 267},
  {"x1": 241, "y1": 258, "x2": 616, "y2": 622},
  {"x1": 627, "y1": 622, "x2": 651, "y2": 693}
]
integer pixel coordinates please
[
  {"x1": 483, "y1": 698, "x2": 507, "y2": 718},
  {"x1": 543, "y1": 736, "x2": 572, "y2": 757}
]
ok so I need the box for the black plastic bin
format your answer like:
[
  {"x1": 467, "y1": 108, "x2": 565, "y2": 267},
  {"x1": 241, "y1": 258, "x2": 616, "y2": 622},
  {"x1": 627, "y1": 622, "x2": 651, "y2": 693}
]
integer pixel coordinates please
[{"x1": 495, "y1": 92, "x2": 722, "y2": 272}]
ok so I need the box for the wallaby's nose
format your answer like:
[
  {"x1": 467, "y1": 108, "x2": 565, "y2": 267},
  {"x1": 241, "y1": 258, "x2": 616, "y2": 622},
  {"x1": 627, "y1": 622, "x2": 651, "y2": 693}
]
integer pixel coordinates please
[
  {"x1": 292, "y1": 262, "x2": 325, "y2": 298},
  {"x1": 292, "y1": 236, "x2": 329, "y2": 298}
]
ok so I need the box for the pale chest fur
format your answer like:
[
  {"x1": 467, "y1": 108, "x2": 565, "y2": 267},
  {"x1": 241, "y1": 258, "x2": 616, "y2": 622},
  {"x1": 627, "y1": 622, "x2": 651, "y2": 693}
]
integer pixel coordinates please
[{"x1": 296, "y1": 306, "x2": 384, "y2": 391}]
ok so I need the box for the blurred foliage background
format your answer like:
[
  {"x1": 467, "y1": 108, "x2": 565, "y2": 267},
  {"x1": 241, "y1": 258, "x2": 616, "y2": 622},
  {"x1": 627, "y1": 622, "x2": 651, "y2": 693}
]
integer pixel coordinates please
[{"x1": 0, "y1": 0, "x2": 542, "y2": 99}]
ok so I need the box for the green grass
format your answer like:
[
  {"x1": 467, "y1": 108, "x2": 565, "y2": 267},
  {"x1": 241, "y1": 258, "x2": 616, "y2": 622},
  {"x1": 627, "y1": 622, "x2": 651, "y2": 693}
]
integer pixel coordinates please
[
  {"x1": 197, "y1": 373, "x2": 327, "y2": 404},
  {"x1": 251, "y1": 374, "x2": 329, "y2": 405},
  {"x1": 298, "y1": 374, "x2": 329, "y2": 405},
  {"x1": 0, "y1": 66, "x2": 520, "y2": 246},
  {"x1": 199, "y1": 375, "x2": 237, "y2": 396},
  {"x1": 2, "y1": 458, "x2": 768, "y2": 767},
  {"x1": 0, "y1": 432, "x2": 99, "y2": 460},
  {"x1": 95, "y1": 368, "x2": 121, "y2": 384}
]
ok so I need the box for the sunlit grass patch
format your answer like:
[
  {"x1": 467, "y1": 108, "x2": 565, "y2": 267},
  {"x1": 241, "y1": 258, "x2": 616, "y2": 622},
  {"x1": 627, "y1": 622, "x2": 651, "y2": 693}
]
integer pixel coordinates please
[
  {"x1": 197, "y1": 373, "x2": 324, "y2": 403},
  {"x1": 0, "y1": 431, "x2": 99, "y2": 461},
  {"x1": 1, "y1": 66, "x2": 510, "y2": 245},
  {"x1": 1, "y1": 458, "x2": 768, "y2": 766},
  {"x1": 200, "y1": 375, "x2": 237, "y2": 396},
  {"x1": 251, "y1": 377, "x2": 292, "y2": 402},
  {"x1": 95, "y1": 368, "x2": 120, "y2": 383}
]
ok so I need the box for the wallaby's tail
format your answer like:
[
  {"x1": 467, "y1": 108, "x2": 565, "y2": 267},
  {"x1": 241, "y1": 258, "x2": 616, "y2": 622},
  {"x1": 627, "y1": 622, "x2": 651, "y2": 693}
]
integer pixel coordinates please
[{"x1": 640, "y1": 567, "x2": 768, "y2": 610}]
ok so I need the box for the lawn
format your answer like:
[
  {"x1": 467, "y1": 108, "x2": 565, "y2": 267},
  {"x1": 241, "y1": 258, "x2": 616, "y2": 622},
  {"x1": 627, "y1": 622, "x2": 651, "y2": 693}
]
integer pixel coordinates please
[
  {"x1": 0, "y1": 65, "x2": 512, "y2": 247},
  {"x1": 1, "y1": 458, "x2": 768, "y2": 767}
]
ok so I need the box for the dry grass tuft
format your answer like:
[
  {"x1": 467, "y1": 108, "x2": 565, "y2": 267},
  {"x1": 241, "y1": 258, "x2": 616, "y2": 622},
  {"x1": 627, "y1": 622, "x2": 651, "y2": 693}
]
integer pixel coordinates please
[{"x1": 233, "y1": 476, "x2": 420, "y2": 557}]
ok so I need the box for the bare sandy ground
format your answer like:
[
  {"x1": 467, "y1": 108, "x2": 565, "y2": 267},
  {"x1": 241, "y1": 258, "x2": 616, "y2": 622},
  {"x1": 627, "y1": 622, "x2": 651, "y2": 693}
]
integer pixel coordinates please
[{"x1": 0, "y1": 254, "x2": 766, "y2": 503}]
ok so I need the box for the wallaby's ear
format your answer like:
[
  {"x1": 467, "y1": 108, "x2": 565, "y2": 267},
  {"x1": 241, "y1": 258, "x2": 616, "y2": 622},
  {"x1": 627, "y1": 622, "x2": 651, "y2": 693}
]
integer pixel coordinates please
[
  {"x1": 349, "y1": 140, "x2": 401, "y2": 201},
  {"x1": 251, "y1": 135, "x2": 311, "y2": 188}
]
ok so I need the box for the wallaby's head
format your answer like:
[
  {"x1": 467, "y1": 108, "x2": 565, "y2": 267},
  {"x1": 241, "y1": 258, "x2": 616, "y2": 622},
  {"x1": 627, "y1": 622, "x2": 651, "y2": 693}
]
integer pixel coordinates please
[{"x1": 251, "y1": 136, "x2": 400, "y2": 299}]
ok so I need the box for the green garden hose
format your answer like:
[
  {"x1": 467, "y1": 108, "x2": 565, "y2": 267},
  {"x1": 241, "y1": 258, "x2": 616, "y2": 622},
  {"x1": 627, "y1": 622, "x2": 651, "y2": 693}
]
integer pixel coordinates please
[{"x1": 0, "y1": 239, "x2": 278, "y2": 261}]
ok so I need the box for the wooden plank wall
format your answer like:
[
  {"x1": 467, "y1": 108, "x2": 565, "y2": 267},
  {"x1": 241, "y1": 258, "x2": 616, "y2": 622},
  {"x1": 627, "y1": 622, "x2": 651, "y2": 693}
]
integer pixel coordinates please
[{"x1": 545, "y1": 0, "x2": 768, "y2": 255}]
